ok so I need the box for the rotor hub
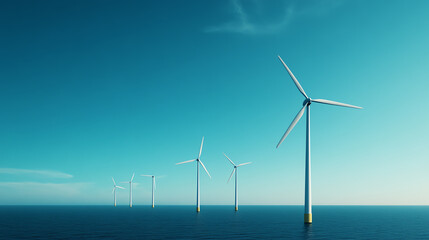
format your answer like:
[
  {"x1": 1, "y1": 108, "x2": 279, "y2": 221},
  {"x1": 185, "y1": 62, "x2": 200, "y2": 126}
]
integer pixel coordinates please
[{"x1": 303, "y1": 98, "x2": 311, "y2": 106}]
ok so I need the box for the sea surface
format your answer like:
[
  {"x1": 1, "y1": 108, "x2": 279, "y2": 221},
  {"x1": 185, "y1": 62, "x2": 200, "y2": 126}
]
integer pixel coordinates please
[{"x1": 0, "y1": 205, "x2": 428, "y2": 239}]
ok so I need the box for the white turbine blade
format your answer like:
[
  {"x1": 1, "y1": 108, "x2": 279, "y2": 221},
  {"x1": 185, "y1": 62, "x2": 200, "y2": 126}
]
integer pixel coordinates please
[
  {"x1": 120, "y1": 182, "x2": 128, "y2": 183},
  {"x1": 312, "y1": 99, "x2": 362, "y2": 109},
  {"x1": 131, "y1": 173, "x2": 135, "y2": 182},
  {"x1": 277, "y1": 104, "x2": 307, "y2": 148},
  {"x1": 112, "y1": 177, "x2": 116, "y2": 185},
  {"x1": 237, "y1": 162, "x2": 252, "y2": 167},
  {"x1": 176, "y1": 159, "x2": 196, "y2": 165},
  {"x1": 227, "y1": 168, "x2": 235, "y2": 183},
  {"x1": 117, "y1": 186, "x2": 125, "y2": 189},
  {"x1": 154, "y1": 177, "x2": 156, "y2": 190},
  {"x1": 198, "y1": 136, "x2": 204, "y2": 159},
  {"x1": 140, "y1": 175, "x2": 152, "y2": 177},
  {"x1": 223, "y1": 153, "x2": 235, "y2": 166},
  {"x1": 278, "y1": 55, "x2": 308, "y2": 99},
  {"x1": 112, "y1": 188, "x2": 115, "y2": 194},
  {"x1": 199, "y1": 160, "x2": 211, "y2": 179}
]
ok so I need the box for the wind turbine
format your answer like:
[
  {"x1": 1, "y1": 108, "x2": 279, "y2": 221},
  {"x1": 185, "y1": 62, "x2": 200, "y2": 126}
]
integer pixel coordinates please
[
  {"x1": 141, "y1": 174, "x2": 156, "y2": 208},
  {"x1": 276, "y1": 55, "x2": 362, "y2": 224},
  {"x1": 121, "y1": 173, "x2": 135, "y2": 208},
  {"x1": 223, "y1": 153, "x2": 251, "y2": 211},
  {"x1": 112, "y1": 177, "x2": 125, "y2": 207},
  {"x1": 176, "y1": 137, "x2": 211, "y2": 212}
]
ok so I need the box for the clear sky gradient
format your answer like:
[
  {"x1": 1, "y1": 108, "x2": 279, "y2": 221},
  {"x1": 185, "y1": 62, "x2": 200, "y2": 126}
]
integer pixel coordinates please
[{"x1": 1, "y1": 0, "x2": 428, "y2": 205}]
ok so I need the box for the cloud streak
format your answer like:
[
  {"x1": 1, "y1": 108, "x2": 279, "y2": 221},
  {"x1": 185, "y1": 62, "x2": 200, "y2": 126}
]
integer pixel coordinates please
[
  {"x1": 205, "y1": 0, "x2": 343, "y2": 34},
  {"x1": 0, "y1": 182, "x2": 91, "y2": 204},
  {"x1": 205, "y1": 0, "x2": 294, "y2": 34},
  {"x1": 0, "y1": 181, "x2": 86, "y2": 190},
  {"x1": 0, "y1": 168, "x2": 73, "y2": 178}
]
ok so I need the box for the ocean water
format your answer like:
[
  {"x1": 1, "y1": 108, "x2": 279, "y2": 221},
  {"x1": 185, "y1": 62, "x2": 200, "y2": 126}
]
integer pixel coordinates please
[{"x1": 0, "y1": 205, "x2": 428, "y2": 239}]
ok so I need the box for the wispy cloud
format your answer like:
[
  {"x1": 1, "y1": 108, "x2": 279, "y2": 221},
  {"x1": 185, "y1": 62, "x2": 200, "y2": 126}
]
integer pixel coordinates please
[
  {"x1": 0, "y1": 168, "x2": 73, "y2": 179},
  {"x1": 0, "y1": 182, "x2": 86, "y2": 191},
  {"x1": 0, "y1": 182, "x2": 91, "y2": 204},
  {"x1": 205, "y1": 0, "x2": 343, "y2": 34}
]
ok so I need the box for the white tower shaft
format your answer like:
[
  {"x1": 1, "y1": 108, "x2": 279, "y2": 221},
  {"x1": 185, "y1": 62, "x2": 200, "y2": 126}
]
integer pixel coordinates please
[
  {"x1": 152, "y1": 176, "x2": 155, "y2": 208},
  {"x1": 129, "y1": 182, "x2": 133, "y2": 208},
  {"x1": 114, "y1": 188, "x2": 116, "y2": 207},
  {"x1": 304, "y1": 105, "x2": 312, "y2": 223},
  {"x1": 196, "y1": 160, "x2": 200, "y2": 212},
  {"x1": 235, "y1": 168, "x2": 238, "y2": 211}
]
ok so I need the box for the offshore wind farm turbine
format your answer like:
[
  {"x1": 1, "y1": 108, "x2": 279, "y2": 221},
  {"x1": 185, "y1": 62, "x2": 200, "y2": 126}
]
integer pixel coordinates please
[
  {"x1": 112, "y1": 177, "x2": 125, "y2": 207},
  {"x1": 122, "y1": 173, "x2": 135, "y2": 208},
  {"x1": 176, "y1": 137, "x2": 211, "y2": 212},
  {"x1": 223, "y1": 153, "x2": 251, "y2": 211},
  {"x1": 141, "y1": 175, "x2": 156, "y2": 208},
  {"x1": 276, "y1": 55, "x2": 362, "y2": 224}
]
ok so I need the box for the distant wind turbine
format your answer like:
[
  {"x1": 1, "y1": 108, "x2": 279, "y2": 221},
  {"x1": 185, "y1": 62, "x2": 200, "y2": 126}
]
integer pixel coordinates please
[
  {"x1": 121, "y1": 173, "x2": 135, "y2": 208},
  {"x1": 276, "y1": 55, "x2": 362, "y2": 224},
  {"x1": 141, "y1": 174, "x2": 156, "y2": 208},
  {"x1": 223, "y1": 153, "x2": 251, "y2": 211},
  {"x1": 176, "y1": 137, "x2": 211, "y2": 212},
  {"x1": 112, "y1": 177, "x2": 125, "y2": 207}
]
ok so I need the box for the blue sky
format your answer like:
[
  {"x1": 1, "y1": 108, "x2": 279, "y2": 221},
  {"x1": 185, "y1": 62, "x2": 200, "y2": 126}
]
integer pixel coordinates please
[{"x1": 1, "y1": 0, "x2": 428, "y2": 205}]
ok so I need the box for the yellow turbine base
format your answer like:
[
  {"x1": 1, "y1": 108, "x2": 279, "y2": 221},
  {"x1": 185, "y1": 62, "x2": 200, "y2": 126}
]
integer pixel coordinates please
[
  {"x1": 152, "y1": 205, "x2": 154, "y2": 208},
  {"x1": 235, "y1": 207, "x2": 238, "y2": 211},
  {"x1": 197, "y1": 207, "x2": 200, "y2": 212},
  {"x1": 304, "y1": 214, "x2": 312, "y2": 224}
]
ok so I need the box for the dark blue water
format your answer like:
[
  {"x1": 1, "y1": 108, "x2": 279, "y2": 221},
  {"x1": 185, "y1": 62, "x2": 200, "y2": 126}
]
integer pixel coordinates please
[{"x1": 0, "y1": 206, "x2": 428, "y2": 239}]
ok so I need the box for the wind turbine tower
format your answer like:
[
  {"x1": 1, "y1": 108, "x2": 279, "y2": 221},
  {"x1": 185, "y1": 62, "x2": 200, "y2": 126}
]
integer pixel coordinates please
[
  {"x1": 223, "y1": 153, "x2": 252, "y2": 211},
  {"x1": 112, "y1": 177, "x2": 125, "y2": 207},
  {"x1": 276, "y1": 55, "x2": 362, "y2": 224},
  {"x1": 141, "y1": 175, "x2": 156, "y2": 208},
  {"x1": 176, "y1": 137, "x2": 211, "y2": 212},
  {"x1": 122, "y1": 173, "x2": 135, "y2": 208}
]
